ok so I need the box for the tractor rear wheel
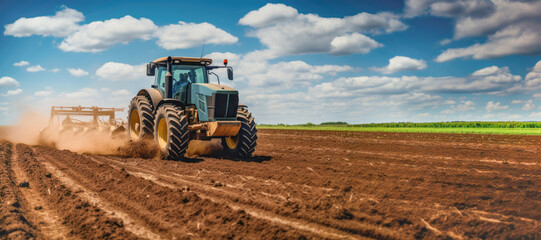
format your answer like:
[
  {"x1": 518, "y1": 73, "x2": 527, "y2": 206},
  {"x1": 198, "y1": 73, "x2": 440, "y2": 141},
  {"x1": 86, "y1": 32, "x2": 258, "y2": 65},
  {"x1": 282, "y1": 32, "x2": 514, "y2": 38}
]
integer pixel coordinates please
[
  {"x1": 154, "y1": 104, "x2": 189, "y2": 160},
  {"x1": 222, "y1": 108, "x2": 257, "y2": 158},
  {"x1": 128, "y1": 96, "x2": 154, "y2": 140}
]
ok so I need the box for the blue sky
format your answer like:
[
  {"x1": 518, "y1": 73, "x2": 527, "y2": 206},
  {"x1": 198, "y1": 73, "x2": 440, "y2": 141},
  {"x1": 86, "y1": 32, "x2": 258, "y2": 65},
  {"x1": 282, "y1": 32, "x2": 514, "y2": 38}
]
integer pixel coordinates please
[{"x1": 1, "y1": 0, "x2": 541, "y2": 125}]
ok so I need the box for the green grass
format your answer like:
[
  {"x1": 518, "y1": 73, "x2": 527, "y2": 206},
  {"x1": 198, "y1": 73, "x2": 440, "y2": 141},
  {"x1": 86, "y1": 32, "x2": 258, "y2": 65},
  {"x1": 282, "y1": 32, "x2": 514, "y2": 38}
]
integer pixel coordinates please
[{"x1": 258, "y1": 122, "x2": 541, "y2": 135}]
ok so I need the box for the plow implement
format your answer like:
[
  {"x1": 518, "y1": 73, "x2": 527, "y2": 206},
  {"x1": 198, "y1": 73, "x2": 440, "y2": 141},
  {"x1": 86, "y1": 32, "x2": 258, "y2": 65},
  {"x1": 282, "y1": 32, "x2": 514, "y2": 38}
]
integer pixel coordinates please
[{"x1": 40, "y1": 106, "x2": 126, "y2": 143}]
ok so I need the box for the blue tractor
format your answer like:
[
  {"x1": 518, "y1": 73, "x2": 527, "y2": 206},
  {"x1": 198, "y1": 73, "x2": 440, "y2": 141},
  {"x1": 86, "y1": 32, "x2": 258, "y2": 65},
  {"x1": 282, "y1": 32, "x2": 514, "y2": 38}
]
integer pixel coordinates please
[{"x1": 128, "y1": 56, "x2": 257, "y2": 159}]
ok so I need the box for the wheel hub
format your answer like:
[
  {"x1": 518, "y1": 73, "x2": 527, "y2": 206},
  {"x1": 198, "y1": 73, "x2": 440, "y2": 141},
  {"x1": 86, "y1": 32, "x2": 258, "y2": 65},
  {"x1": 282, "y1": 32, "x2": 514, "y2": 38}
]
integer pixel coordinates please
[{"x1": 129, "y1": 109, "x2": 140, "y2": 139}]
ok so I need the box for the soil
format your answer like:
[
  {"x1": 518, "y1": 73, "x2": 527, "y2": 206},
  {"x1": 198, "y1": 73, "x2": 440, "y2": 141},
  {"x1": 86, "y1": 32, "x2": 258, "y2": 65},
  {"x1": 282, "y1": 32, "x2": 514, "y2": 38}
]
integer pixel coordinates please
[{"x1": 0, "y1": 129, "x2": 540, "y2": 239}]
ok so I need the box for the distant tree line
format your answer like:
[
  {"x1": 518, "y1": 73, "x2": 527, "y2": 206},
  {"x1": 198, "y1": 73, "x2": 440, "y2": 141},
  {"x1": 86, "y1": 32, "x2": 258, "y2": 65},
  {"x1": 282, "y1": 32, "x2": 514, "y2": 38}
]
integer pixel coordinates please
[
  {"x1": 329, "y1": 121, "x2": 541, "y2": 128},
  {"x1": 263, "y1": 121, "x2": 541, "y2": 128}
]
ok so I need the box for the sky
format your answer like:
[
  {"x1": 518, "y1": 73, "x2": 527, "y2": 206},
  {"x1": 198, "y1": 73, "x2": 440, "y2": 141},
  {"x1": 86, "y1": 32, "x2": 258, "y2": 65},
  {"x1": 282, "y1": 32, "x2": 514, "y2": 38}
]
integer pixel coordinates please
[{"x1": 1, "y1": 0, "x2": 541, "y2": 125}]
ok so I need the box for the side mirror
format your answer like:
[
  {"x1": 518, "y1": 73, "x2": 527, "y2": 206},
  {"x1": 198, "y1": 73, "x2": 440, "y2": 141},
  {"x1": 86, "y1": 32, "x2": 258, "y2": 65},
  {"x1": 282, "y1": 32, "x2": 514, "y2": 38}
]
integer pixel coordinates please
[
  {"x1": 227, "y1": 67, "x2": 233, "y2": 80},
  {"x1": 146, "y1": 63, "x2": 156, "y2": 76}
]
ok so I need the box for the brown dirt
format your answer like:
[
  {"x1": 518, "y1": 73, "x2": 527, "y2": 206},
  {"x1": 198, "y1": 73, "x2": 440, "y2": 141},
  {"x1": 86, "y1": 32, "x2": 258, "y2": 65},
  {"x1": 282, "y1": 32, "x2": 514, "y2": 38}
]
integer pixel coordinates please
[{"x1": 0, "y1": 129, "x2": 540, "y2": 239}]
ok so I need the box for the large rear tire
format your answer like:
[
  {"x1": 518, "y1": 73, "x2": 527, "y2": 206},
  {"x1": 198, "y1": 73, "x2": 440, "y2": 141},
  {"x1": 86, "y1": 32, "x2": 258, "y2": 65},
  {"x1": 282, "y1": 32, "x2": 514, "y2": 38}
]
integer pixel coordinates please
[
  {"x1": 222, "y1": 108, "x2": 257, "y2": 158},
  {"x1": 154, "y1": 104, "x2": 189, "y2": 160},
  {"x1": 128, "y1": 96, "x2": 154, "y2": 140}
]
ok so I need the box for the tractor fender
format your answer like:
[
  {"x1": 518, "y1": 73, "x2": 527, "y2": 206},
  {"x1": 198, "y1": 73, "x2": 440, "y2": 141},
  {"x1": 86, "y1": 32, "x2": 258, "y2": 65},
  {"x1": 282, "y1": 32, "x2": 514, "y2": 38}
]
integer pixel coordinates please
[
  {"x1": 155, "y1": 99, "x2": 185, "y2": 112},
  {"x1": 137, "y1": 88, "x2": 163, "y2": 111}
]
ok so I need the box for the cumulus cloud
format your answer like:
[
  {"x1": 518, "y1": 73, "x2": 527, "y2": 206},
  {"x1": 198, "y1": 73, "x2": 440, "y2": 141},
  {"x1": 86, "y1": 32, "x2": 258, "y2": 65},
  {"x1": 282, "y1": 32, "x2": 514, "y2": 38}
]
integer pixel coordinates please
[
  {"x1": 5, "y1": 7, "x2": 238, "y2": 53},
  {"x1": 0, "y1": 77, "x2": 20, "y2": 87},
  {"x1": 13, "y1": 61, "x2": 29, "y2": 67},
  {"x1": 486, "y1": 101, "x2": 509, "y2": 112},
  {"x1": 111, "y1": 89, "x2": 131, "y2": 95},
  {"x1": 404, "y1": 0, "x2": 496, "y2": 18},
  {"x1": 239, "y1": 3, "x2": 298, "y2": 28},
  {"x1": 50, "y1": 68, "x2": 60, "y2": 73},
  {"x1": 3, "y1": 6, "x2": 83, "y2": 37},
  {"x1": 26, "y1": 65, "x2": 45, "y2": 72},
  {"x1": 309, "y1": 65, "x2": 522, "y2": 100},
  {"x1": 530, "y1": 112, "x2": 541, "y2": 118},
  {"x1": 63, "y1": 88, "x2": 97, "y2": 98},
  {"x1": 96, "y1": 62, "x2": 146, "y2": 81},
  {"x1": 436, "y1": 23, "x2": 541, "y2": 62},
  {"x1": 205, "y1": 52, "x2": 354, "y2": 92},
  {"x1": 2, "y1": 89, "x2": 23, "y2": 96},
  {"x1": 441, "y1": 100, "x2": 476, "y2": 114},
  {"x1": 59, "y1": 16, "x2": 157, "y2": 52},
  {"x1": 67, "y1": 68, "x2": 89, "y2": 77},
  {"x1": 155, "y1": 21, "x2": 237, "y2": 50},
  {"x1": 511, "y1": 99, "x2": 535, "y2": 110},
  {"x1": 34, "y1": 87, "x2": 54, "y2": 97},
  {"x1": 429, "y1": 0, "x2": 541, "y2": 61},
  {"x1": 524, "y1": 60, "x2": 541, "y2": 89},
  {"x1": 373, "y1": 56, "x2": 427, "y2": 74},
  {"x1": 330, "y1": 33, "x2": 383, "y2": 55},
  {"x1": 238, "y1": 3, "x2": 406, "y2": 58}
]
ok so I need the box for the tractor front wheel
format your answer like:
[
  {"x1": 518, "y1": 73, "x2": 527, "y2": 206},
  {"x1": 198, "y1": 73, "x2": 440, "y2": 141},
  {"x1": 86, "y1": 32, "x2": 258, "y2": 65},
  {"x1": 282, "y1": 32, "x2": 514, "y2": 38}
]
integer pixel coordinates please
[
  {"x1": 154, "y1": 104, "x2": 189, "y2": 160},
  {"x1": 222, "y1": 108, "x2": 257, "y2": 158},
  {"x1": 128, "y1": 96, "x2": 154, "y2": 140}
]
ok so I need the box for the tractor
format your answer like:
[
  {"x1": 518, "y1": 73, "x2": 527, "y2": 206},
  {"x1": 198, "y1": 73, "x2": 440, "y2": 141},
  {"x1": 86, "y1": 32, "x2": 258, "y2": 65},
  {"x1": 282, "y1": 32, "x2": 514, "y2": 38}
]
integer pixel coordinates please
[{"x1": 128, "y1": 56, "x2": 257, "y2": 159}]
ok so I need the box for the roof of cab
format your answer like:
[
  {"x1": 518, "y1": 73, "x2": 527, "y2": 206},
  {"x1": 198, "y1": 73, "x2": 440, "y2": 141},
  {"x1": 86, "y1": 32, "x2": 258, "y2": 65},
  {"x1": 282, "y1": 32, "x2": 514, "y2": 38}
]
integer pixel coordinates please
[{"x1": 152, "y1": 57, "x2": 212, "y2": 64}]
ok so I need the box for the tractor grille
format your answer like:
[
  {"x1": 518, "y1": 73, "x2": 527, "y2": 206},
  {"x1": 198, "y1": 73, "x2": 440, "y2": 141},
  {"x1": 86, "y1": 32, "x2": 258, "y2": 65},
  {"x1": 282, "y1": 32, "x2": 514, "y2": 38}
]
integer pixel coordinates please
[{"x1": 213, "y1": 93, "x2": 238, "y2": 119}]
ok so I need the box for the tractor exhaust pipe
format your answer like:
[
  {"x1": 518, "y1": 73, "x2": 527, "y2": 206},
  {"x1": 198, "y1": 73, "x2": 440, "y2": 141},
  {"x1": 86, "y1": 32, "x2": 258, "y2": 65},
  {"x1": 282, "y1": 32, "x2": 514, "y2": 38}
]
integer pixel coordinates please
[{"x1": 164, "y1": 56, "x2": 173, "y2": 99}]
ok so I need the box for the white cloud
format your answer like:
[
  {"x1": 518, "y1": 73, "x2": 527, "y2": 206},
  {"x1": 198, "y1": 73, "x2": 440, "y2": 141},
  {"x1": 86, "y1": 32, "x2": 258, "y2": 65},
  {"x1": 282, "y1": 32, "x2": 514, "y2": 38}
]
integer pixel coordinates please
[
  {"x1": 50, "y1": 68, "x2": 60, "y2": 73},
  {"x1": 111, "y1": 89, "x2": 131, "y2": 95},
  {"x1": 5, "y1": 7, "x2": 239, "y2": 53},
  {"x1": 511, "y1": 99, "x2": 535, "y2": 110},
  {"x1": 524, "y1": 60, "x2": 541, "y2": 89},
  {"x1": 34, "y1": 87, "x2": 54, "y2": 97},
  {"x1": 207, "y1": 52, "x2": 353, "y2": 92},
  {"x1": 13, "y1": 61, "x2": 29, "y2": 67},
  {"x1": 67, "y1": 68, "x2": 89, "y2": 77},
  {"x1": 26, "y1": 65, "x2": 45, "y2": 72},
  {"x1": 405, "y1": 0, "x2": 496, "y2": 19},
  {"x1": 330, "y1": 32, "x2": 383, "y2": 55},
  {"x1": 96, "y1": 62, "x2": 146, "y2": 81},
  {"x1": 205, "y1": 52, "x2": 241, "y2": 65},
  {"x1": 529, "y1": 112, "x2": 541, "y2": 118},
  {"x1": 238, "y1": 3, "x2": 405, "y2": 58},
  {"x1": 534, "y1": 93, "x2": 541, "y2": 99},
  {"x1": 63, "y1": 88, "x2": 97, "y2": 98},
  {"x1": 2, "y1": 89, "x2": 23, "y2": 96},
  {"x1": 508, "y1": 114, "x2": 522, "y2": 119},
  {"x1": 238, "y1": 3, "x2": 298, "y2": 28},
  {"x1": 436, "y1": 23, "x2": 541, "y2": 62},
  {"x1": 485, "y1": 101, "x2": 509, "y2": 112},
  {"x1": 431, "y1": 0, "x2": 541, "y2": 61},
  {"x1": 373, "y1": 56, "x2": 427, "y2": 74},
  {"x1": 59, "y1": 15, "x2": 157, "y2": 52},
  {"x1": 0, "y1": 77, "x2": 20, "y2": 87},
  {"x1": 309, "y1": 65, "x2": 521, "y2": 97},
  {"x1": 155, "y1": 22, "x2": 238, "y2": 50},
  {"x1": 0, "y1": 107, "x2": 7, "y2": 111},
  {"x1": 3, "y1": 6, "x2": 83, "y2": 37},
  {"x1": 441, "y1": 100, "x2": 476, "y2": 114}
]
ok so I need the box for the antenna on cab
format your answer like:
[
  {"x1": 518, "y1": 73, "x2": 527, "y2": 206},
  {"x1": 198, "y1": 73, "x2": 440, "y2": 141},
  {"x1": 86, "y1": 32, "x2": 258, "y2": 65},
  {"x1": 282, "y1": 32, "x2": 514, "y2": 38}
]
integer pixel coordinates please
[{"x1": 200, "y1": 39, "x2": 206, "y2": 59}]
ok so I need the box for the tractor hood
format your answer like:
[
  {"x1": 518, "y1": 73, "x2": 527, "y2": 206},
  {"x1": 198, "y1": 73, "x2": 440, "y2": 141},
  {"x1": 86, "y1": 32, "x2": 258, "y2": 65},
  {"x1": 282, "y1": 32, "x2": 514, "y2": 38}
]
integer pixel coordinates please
[{"x1": 189, "y1": 83, "x2": 239, "y2": 122}]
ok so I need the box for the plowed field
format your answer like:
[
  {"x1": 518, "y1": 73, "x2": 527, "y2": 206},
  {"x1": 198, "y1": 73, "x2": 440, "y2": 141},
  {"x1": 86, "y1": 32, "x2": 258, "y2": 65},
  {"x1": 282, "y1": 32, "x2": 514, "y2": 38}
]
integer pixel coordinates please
[{"x1": 1, "y1": 129, "x2": 540, "y2": 239}]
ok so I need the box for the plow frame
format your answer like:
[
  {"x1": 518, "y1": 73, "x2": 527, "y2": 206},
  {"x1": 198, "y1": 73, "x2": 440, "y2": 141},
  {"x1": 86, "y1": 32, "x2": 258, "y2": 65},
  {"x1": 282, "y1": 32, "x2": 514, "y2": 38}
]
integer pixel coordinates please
[{"x1": 49, "y1": 106, "x2": 124, "y2": 127}]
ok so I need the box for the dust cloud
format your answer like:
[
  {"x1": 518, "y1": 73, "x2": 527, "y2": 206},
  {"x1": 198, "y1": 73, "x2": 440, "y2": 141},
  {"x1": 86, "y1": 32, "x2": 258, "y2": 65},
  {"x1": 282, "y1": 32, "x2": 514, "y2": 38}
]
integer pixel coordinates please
[
  {"x1": 186, "y1": 139, "x2": 223, "y2": 157},
  {"x1": 1, "y1": 110, "x2": 156, "y2": 157},
  {"x1": 1, "y1": 110, "x2": 223, "y2": 159}
]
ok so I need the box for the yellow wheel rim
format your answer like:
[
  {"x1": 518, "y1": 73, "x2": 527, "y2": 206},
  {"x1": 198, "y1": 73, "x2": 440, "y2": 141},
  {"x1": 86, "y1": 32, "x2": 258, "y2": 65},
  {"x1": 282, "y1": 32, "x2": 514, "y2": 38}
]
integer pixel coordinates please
[
  {"x1": 225, "y1": 135, "x2": 239, "y2": 149},
  {"x1": 157, "y1": 118, "x2": 168, "y2": 149},
  {"x1": 129, "y1": 109, "x2": 140, "y2": 139}
]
